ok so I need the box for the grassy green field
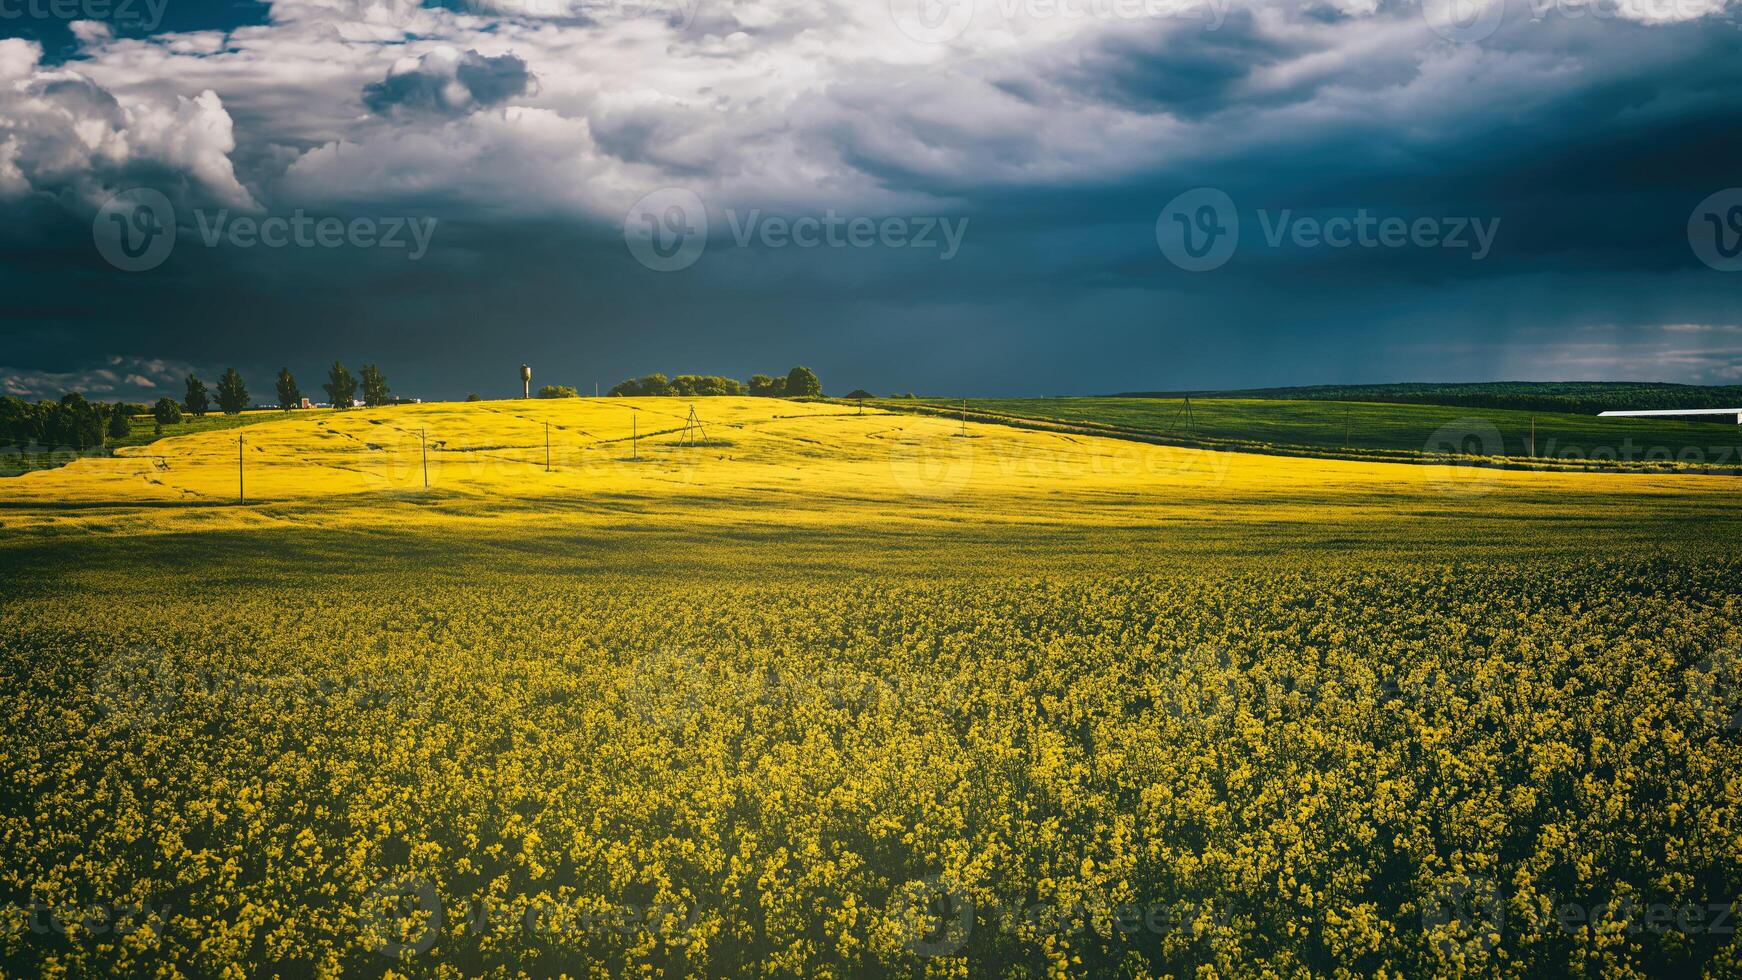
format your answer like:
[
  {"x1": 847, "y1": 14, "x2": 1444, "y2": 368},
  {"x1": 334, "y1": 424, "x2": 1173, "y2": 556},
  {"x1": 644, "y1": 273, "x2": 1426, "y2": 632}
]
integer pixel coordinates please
[
  {"x1": 1118, "y1": 381, "x2": 1742, "y2": 415},
  {"x1": 879, "y1": 397, "x2": 1742, "y2": 471},
  {"x1": 3, "y1": 398, "x2": 1740, "y2": 977}
]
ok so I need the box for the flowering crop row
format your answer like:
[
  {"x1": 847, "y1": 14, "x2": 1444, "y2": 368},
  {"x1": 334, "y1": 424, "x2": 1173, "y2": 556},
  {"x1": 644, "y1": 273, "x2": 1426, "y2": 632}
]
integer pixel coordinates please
[{"x1": 2, "y1": 552, "x2": 1737, "y2": 977}]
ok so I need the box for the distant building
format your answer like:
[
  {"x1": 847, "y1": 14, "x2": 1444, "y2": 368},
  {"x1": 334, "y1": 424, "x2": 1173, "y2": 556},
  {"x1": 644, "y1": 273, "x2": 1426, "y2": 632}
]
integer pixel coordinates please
[{"x1": 300, "y1": 397, "x2": 312, "y2": 409}]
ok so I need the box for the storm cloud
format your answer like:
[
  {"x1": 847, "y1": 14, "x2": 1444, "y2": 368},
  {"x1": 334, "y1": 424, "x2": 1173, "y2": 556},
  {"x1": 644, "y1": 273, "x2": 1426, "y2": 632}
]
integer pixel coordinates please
[
  {"x1": 1, "y1": 0, "x2": 1740, "y2": 398},
  {"x1": 362, "y1": 48, "x2": 535, "y2": 119}
]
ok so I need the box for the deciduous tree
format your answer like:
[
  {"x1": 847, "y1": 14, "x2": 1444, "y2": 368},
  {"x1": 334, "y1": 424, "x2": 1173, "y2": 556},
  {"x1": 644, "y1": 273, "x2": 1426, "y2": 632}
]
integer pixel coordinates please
[{"x1": 783, "y1": 365, "x2": 821, "y2": 398}]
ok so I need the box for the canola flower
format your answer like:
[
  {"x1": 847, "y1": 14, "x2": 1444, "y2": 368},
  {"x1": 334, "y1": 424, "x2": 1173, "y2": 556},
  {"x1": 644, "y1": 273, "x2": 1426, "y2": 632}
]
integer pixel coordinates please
[
  {"x1": 2, "y1": 558, "x2": 1739, "y2": 977},
  {"x1": 1, "y1": 398, "x2": 1739, "y2": 976}
]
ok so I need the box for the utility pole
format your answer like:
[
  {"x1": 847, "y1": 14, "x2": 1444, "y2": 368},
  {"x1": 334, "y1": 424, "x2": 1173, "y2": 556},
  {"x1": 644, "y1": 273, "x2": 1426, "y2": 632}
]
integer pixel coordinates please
[
  {"x1": 633, "y1": 415, "x2": 639, "y2": 460},
  {"x1": 1344, "y1": 406, "x2": 1351, "y2": 450},
  {"x1": 545, "y1": 422, "x2": 552, "y2": 472},
  {"x1": 1529, "y1": 417, "x2": 1536, "y2": 457},
  {"x1": 421, "y1": 427, "x2": 428, "y2": 488},
  {"x1": 238, "y1": 433, "x2": 244, "y2": 503},
  {"x1": 960, "y1": 400, "x2": 967, "y2": 437}
]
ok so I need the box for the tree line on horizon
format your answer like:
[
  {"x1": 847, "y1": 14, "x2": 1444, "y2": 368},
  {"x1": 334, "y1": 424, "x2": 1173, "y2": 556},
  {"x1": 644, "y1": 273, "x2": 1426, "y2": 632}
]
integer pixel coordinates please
[
  {"x1": 1, "y1": 362, "x2": 396, "y2": 452},
  {"x1": 586, "y1": 366, "x2": 823, "y2": 399},
  {"x1": 0, "y1": 393, "x2": 133, "y2": 451},
  {"x1": 159, "y1": 362, "x2": 395, "y2": 425}
]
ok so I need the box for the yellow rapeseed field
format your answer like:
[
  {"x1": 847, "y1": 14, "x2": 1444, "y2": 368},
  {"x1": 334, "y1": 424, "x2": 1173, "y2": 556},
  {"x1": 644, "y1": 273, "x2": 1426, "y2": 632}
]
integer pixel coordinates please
[{"x1": 2, "y1": 398, "x2": 1738, "y2": 977}]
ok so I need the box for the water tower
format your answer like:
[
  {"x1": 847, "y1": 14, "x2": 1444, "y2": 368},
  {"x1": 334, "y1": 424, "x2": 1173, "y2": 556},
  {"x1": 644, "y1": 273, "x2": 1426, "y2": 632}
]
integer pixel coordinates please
[{"x1": 520, "y1": 364, "x2": 532, "y2": 399}]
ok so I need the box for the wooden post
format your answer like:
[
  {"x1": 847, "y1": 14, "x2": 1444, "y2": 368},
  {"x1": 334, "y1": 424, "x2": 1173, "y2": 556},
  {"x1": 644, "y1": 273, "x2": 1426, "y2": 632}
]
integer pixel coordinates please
[
  {"x1": 1529, "y1": 417, "x2": 1536, "y2": 457},
  {"x1": 238, "y1": 433, "x2": 244, "y2": 503},
  {"x1": 633, "y1": 415, "x2": 638, "y2": 460},
  {"x1": 960, "y1": 401, "x2": 967, "y2": 437},
  {"x1": 421, "y1": 427, "x2": 428, "y2": 488},
  {"x1": 545, "y1": 422, "x2": 552, "y2": 472}
]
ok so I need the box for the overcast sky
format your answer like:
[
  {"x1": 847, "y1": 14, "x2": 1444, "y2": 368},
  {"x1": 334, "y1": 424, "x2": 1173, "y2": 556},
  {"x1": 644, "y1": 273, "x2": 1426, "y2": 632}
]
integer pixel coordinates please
[{"x1": 2, "y1": 0, "x2": 1740, "y2": 400}]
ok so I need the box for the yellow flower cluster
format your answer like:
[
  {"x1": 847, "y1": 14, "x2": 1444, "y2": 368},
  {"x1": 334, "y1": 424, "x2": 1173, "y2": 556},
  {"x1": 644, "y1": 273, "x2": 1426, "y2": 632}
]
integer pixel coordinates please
[{"x1": 2, "y1": 554, "x2": 1738, "y2": 977}]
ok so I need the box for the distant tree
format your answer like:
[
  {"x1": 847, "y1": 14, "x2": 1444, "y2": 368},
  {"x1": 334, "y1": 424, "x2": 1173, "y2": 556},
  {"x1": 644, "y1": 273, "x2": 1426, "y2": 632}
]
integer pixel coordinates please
[
  {"x1": 184, "y1": 374, "x2": 210, "y2": 417},
  {"x1": 276, "y1": 368, "x2": 301, "y2": 410},
  {"x1": 107, "y1": 405, "x2": 131, "y2": 439},
  {"x1": 216, "y1": 368, "x2": 249, "y2": 415},
  {"x1": 359, "y1": 364, "x2": 390, "y2": 407},
  {"x1": 56, "y1": 393, "x2": 106, "y2": 448},
  {"x1": 465, "y1": 393, "x2": 482, "y2": 402},
  {"x1": 670, "y1": 375, "x2": 742, "y2": 396},
  {"x1": 845, "y1": 389, "x2": 873, "y2": 399},
  {"x1": 537, "y1": 384, "x2": 580, "y2": 398},
  {"x1": 0, "y1": 396, "x2": 28, "y2": 447},
  {"x1": 153, "y1": 396, "x2": 183, "y2": 426},
  {"x1": 784, "y1": 366, "x2": 822, "y2": 398},
  {"x1": 324, "y1": 362, "x2": 357, "y2": 408},
  {"x1": 748, "y1": 374, "x2": 783, "y2": 397}
]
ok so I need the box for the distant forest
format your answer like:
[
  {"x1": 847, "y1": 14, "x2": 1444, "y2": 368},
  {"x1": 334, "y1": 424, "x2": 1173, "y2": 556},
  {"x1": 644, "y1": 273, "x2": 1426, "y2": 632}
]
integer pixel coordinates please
[{"x1": 1120, "y1": 382, "x2": 1742, "y2": 416}]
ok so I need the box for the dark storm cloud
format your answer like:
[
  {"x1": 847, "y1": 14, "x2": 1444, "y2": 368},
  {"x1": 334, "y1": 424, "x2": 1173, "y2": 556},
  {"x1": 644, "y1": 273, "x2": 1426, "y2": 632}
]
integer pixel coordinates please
[
  {"x1": 1037, "y1": 12, "x2": 1309, "y2": 118},
  {"x1": 4, "y1": 0, "x2": 1742, "y2": 396},
  {"x1": 362, "y1": 50, "x2": 534, "y2": 118}
]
